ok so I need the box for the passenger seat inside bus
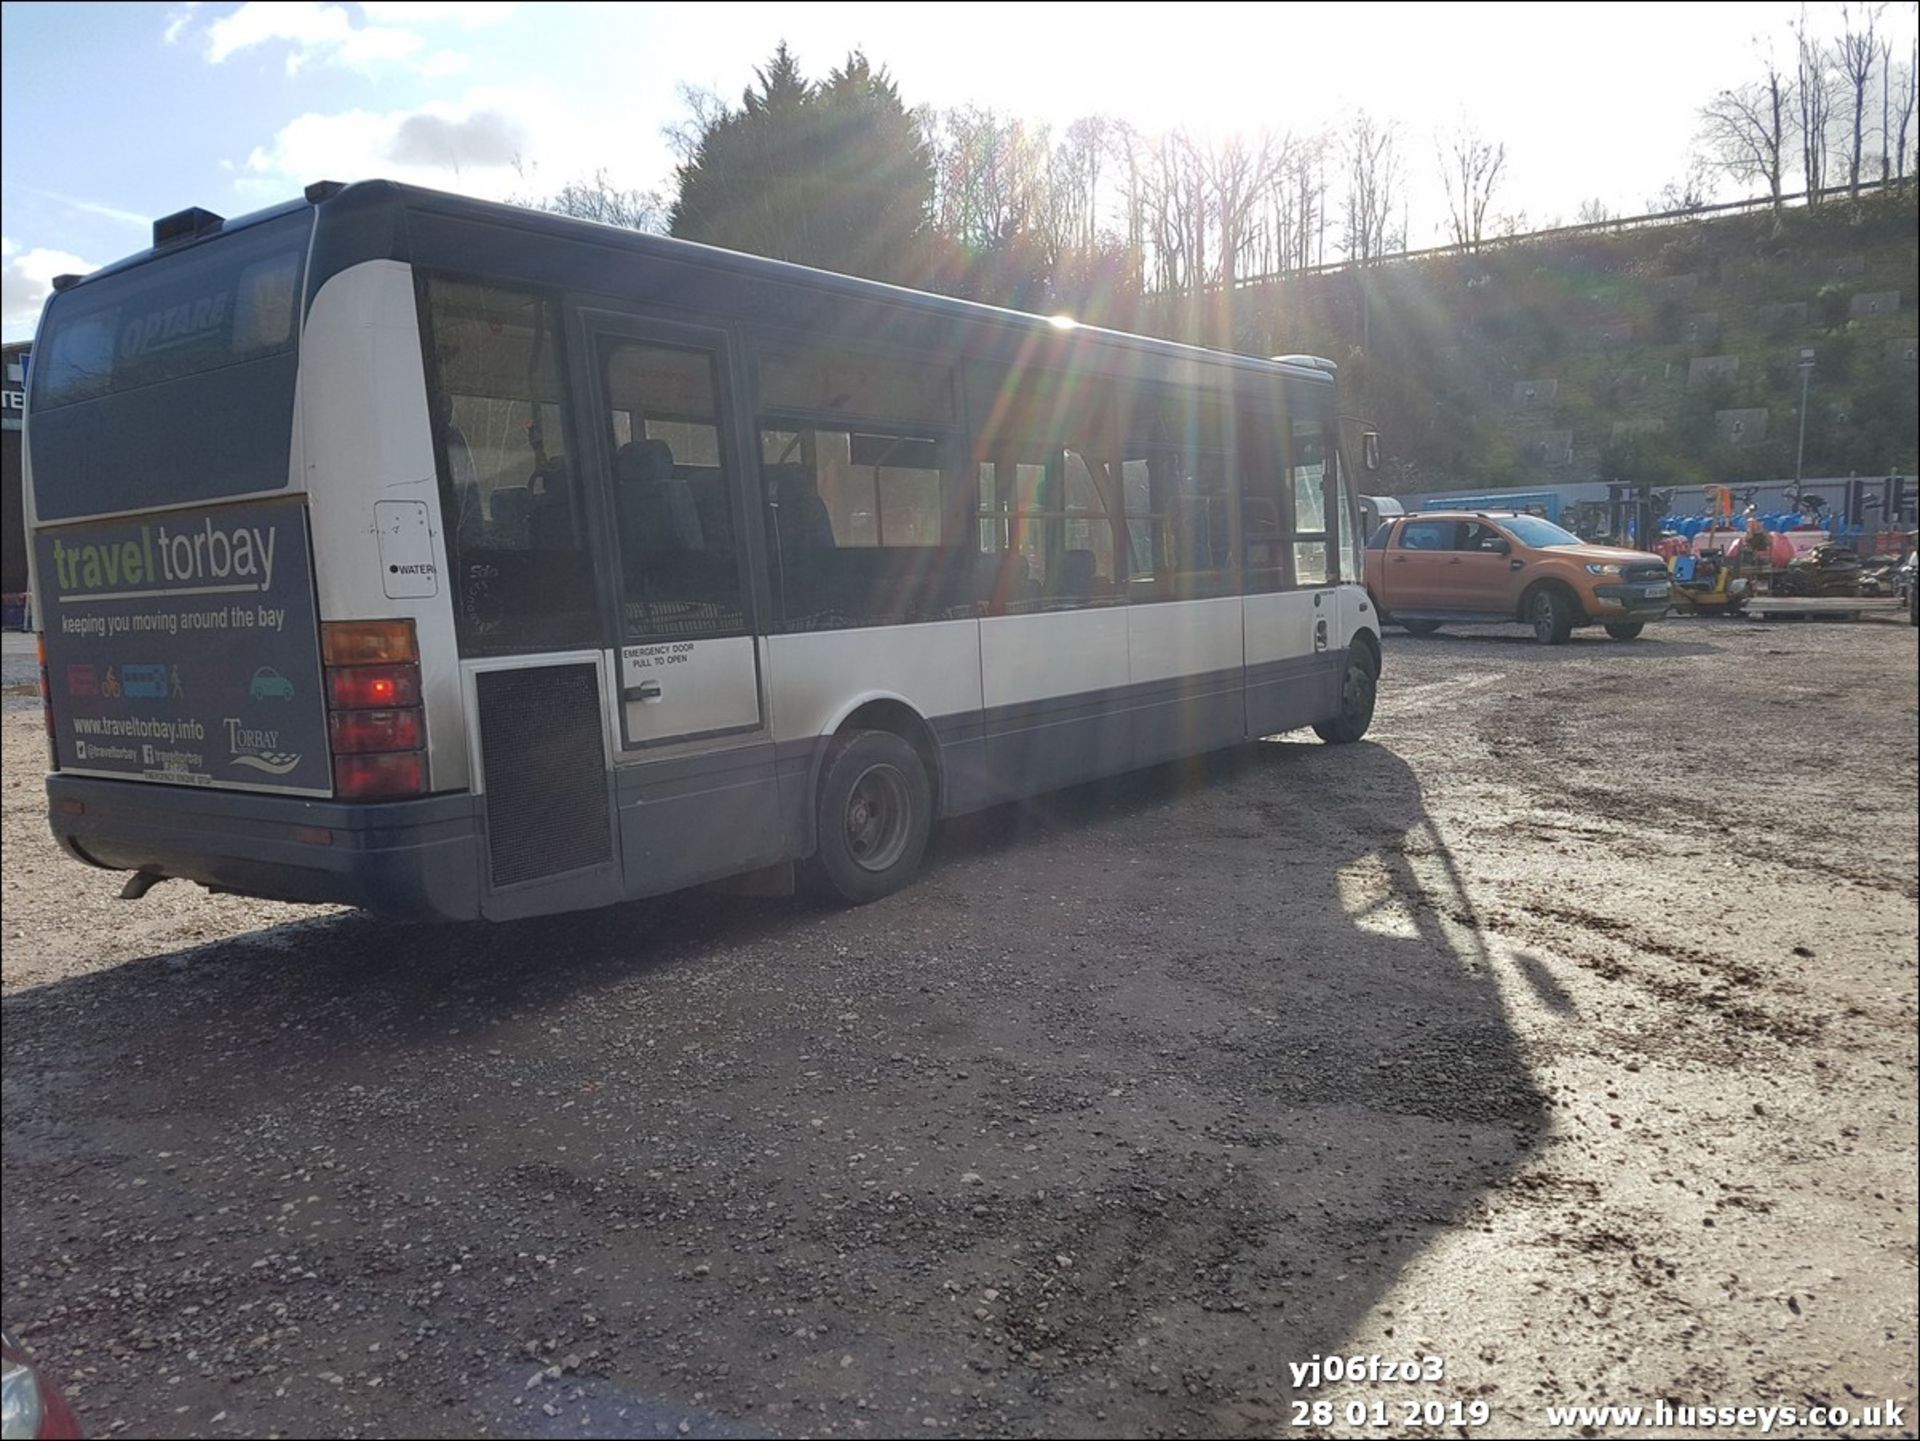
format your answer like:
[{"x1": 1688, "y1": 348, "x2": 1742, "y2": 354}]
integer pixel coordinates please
[
  {"x1": 529, "y1": 457, "x2": 575, "y2": 549},
  {"x1": 615, "y1": 439, "x2": 705, "y2": 554},
  {"x1": 489, "y1": 485, "x2": 533, "y2": 548},
  {"x1": 767, "y1": 464, "x2": 836, "y2": 550}
]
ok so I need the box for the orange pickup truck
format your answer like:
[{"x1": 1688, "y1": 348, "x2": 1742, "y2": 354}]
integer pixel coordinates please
[{"x1": 1363, "y1": 511, "x2": 1672, "y2": 645}]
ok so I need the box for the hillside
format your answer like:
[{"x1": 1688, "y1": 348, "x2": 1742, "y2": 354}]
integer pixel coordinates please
[{"x1": 1186, "y1": 188, "x2": 1918, "y2": 494}]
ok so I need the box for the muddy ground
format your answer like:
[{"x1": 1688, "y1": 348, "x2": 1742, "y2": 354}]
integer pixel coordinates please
[{"x1": 3, "y1": 615, "x2": 1916, "y2": 1439}]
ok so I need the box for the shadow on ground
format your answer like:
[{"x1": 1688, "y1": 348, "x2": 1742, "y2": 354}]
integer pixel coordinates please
[{"x1": 3, "y1": 739, "x2": 1546, "y2": 1438}]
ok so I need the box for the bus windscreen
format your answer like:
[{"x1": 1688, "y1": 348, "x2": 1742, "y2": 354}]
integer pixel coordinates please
[{"x1": 29, "y1": 210, "x2": 312, "y2": 521}]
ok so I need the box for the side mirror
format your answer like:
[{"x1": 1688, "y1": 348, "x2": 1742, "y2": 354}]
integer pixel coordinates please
[
  {"x1": 1362, "y1": 431, "x2": 1381, "y2": 472},
  {"x1": 1487, "y1": 537, "x2": 1511, "y2": 554}
]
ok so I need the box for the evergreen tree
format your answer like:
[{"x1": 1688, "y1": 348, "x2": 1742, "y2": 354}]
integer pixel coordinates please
[{"x1": 669, "y1": 44, "x2": 932, "y2": 284}]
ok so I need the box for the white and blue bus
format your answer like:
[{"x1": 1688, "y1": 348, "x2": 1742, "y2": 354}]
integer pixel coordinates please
[{"x1": 25, "y1": 180, "x2": 1383, "y2": 921}]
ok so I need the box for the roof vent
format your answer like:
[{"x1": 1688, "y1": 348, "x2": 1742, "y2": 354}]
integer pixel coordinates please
[
  {"x1": 152, "y1": 207, "x2": 225, "y2": 249},
  {"x1": 304, "y1": 180, "x2": 346, "y2": 204}
]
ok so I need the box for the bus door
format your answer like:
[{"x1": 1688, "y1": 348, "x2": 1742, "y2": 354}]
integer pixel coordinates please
[
  {"x1": 576, "y1": 311, "x2": 785, "y2": 896},
  {"x1": 1241, "y1": 388, "x2": 1340, "y2": 735}
]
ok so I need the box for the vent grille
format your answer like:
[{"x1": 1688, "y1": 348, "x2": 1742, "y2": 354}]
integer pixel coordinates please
[{"x1": 476, "y1": 664, "x2": 611, "y2": 888}]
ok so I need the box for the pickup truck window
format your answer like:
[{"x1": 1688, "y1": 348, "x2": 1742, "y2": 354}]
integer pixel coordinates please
[
  {"x1": 1398, "y1": 520, "x2": 1453, "y2": 551},
  {"x1": 1458, "y1": 521, "x2": 1507, "y2": 552},
  {"x1": 1500, "y1": 515, "x2": 1582, "y2": 547}
]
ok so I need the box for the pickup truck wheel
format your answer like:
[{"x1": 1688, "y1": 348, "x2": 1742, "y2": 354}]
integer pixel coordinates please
[
  {"x1": 1604, "y1": 621, "x2": 1645, "y2": 640},
  {"x1": 1401, "y1": 620, "x2": 1443, "y2": 636},
  {"x1": 1313, "y1": 650, "x2": 1378, "y2": 745},
  {"x1": 1527, "y1": 587, "x2": 1576, "y2": 645}
]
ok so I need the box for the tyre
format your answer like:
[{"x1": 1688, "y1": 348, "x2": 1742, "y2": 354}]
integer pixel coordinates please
[
  {"x1": 1527, "y1": 587, "x2": 1575, "y2": 645},
  {"x1": 1313, "y1": 647, "x2": 1379, "y2": 744},
  {"x1": 809, "y1": 730, "x2": 932, "y2": 904},
  {"x1": 1401, "y1": 619, "x2": 1444, "y2": 636},
  {"x1": 1604, "y1": 621, "x2": 1645, "y2": 640}
]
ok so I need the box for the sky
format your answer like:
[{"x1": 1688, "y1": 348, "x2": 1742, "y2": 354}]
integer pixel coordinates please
[{"x1": 4, "y1": 0, "x2": 1916, "y2": 341}]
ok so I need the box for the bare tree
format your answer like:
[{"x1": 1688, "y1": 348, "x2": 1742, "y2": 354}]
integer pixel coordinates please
[
  {"x1": 1794, "y1": 8, "x2": 1837, "y2": 200},
  {"x1": 1438, "y1": 121, "x2": 1507, "y2": 249},
  {"x1": 930, "y1": 106, "x2": 1050, "y2": 250},
  {"x1": 1202, "y1": 131, "x2": 1287, "y2": 290},
  {"x1": 1647, "y1": 157, "x2": 1717, "y2": 213},
  {"x1": 508, "y1": 159, "x2": 665, "y2": 232},
  {"x1": 543, "y1": 170, "x2": 665, "y2": 231},
  {"x1": 1575, "y1": 197, "x2": 1613, "y2": 225},
  {"x1": 1881, "y1": 36, "x2": 1895, "y2": 179},
  {"x1": 1279, "y1": 133, "x2": 1327, "y2": 272},
  {"x1": 1836, "y1": 2, "x2": 1885, "y2": 195},
  {"x1": 1698, "y1": 65, "x2": 1790, "y2": 211},
  {"x1": 1341, "y1": 110, "x2": 1402, "y2": 264},
  {"x1": 1103, "y1": 120, "x2": 1148, "y2": 291},
  {"x1": 1893, "y1": 34, "x2": 1918, "y2": 180}
]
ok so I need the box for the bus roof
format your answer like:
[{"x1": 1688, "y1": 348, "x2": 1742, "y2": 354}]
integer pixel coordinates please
[{"x1": 54, "y1": 179, "x2": 1337, "y2": 389}]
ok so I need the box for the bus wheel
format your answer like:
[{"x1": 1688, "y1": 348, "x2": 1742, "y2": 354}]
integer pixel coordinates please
[
  {"x1": 1313, "y1": 649, "x2": 1378, "y2": 745},
  {"x1": 1604, "y1": 621, "x2": 1645, "y2": 640},
  {"x1": 812, "y1": 731, "x2": 932, "y2": 904}
]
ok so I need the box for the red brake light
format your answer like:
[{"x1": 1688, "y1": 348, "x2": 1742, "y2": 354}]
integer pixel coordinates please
[
  {"x1": 328, "y1": 708, "x2": 424, "y2": 754},
  {"x1": 333, "y1": 750, "x2": 426, "y2": 798},
  {"x1": 327, "y1": 665, "x2": 420, "y2": 709},
  {"x1": 321, "y1": 621, "x2": 426, "y2": 799}
]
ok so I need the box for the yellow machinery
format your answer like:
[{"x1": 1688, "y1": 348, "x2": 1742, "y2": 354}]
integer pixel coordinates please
[{"x1": 1668, "y1": 485, "x2": 1759, "y2": 615}]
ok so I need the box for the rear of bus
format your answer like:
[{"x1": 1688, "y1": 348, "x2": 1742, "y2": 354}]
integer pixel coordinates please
[{"x1": 27, "y1": 191, "x2": 482, "y2": 919}]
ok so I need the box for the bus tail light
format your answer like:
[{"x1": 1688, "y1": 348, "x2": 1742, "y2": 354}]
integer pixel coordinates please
[
  {"x1": 326, "y1": 665, "x2": 420, "y2": 709},
  {"x1": 328, "y1": 707, "x2": 424, "y2": 754},
  {"x1": 321, "y1": 620, "x2": 419, "y2": 666},
  {"x1": 323, "y1": 619, "x2": 425, "y2": 798},
  {"x1": 334, "y1": 751, "x2": 426, "y2": 799}
]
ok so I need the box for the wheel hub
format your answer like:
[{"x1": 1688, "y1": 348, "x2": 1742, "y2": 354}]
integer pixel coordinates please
[{"x1": 843, "y1": 764, "x2": 911, "y2": 873}]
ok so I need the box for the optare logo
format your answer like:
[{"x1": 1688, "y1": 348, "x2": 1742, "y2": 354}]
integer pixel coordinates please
[{"x1": 120, "y1": 292, "x2": 230, "y2": 361}]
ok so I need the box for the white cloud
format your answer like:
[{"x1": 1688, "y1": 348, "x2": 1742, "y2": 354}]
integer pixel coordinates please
[
  {"x1": 234, "y1": 88, "x2": 650, "y2": 205},
  {"x1": 418, "y1": 50, "x2": 471, "y2": 80},
  {"x1": 162, "y1": 2, "x2": 202, "y2": 45},
  {"x1": 2, "y1": 239, "x2": 96, "y2": 335},
  {"x1": 356, "y1": 2, "x2": 515, "y2": 28},
  {"x1": 9, "y1": 186, "x2": 150, "y2": 230},
  {"x1": 188, "y1": 1, "x2": 513, "y2": 75},
  {"x1": 205, "y1": 2, "x2": 424, "y2": 75}
]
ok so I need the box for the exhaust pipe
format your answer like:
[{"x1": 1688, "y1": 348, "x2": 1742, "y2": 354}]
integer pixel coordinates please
[{"x1": 119, "y1": 870, "x2": 167, "y2": 900}]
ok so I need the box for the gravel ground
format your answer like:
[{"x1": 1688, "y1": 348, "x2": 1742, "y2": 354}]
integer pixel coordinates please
[{"x1": 3, "y1": 615, "x2": 1916, "y2": 1439}]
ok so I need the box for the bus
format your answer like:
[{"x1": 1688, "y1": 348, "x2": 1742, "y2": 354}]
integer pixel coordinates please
[{"x1": 25, "y1": 180, "x2": 1383, "y2": 922}]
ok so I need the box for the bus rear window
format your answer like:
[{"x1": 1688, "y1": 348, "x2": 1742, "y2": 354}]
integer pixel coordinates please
[{"x1": 33, "y1": 212, "x2": 309, "y2": 412}]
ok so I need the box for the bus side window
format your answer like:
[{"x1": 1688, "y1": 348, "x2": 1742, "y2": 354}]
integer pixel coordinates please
[
  {"x1": 757, "y1": 343, "x2": 965, "y2": 631},
  {"x1": 1291, "y1": 418, "x2": 1330, "y2": 586},
  {"x1": 419, "y1": 277, "x2": 597, "y2": 654},
  {"x1": 1124, "y1": 386, "x2": 1234, "y2": 602},
  {"x1": 598, "y1": 341, "x2": 744, "y2": 640},
  {"x1": 1237, "y1": 386, "x2": 1294, "y2": 593},
  {"x1": 970, "y1": 363, "x2": 1126, "y2": 613}
]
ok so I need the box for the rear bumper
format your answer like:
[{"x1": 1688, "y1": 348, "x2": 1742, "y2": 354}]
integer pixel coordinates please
[{"x1": 47, "y1": 774, "x2": 483, "y2": 921}]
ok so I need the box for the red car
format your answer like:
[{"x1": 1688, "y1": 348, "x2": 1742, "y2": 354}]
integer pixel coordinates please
[{"x1": 1, "y1": 1331, "x2": 82, "y2": 1440}]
